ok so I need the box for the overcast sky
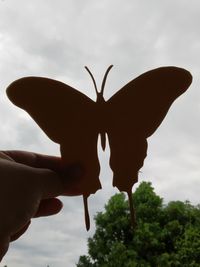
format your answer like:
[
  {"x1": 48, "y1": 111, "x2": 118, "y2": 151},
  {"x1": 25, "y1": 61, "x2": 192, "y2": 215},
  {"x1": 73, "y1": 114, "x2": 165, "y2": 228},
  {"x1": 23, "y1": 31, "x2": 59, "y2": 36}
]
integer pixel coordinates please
[{"x1": 0, "y1": 0, "x2": 200, "y2": 266}]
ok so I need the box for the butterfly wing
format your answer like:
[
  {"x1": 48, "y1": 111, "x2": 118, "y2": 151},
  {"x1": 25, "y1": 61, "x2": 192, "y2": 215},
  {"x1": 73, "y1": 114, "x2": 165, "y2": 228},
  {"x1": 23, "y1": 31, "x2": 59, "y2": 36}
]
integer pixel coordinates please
[
  {"x1": 6, "y1": 77, "x2": 102, "y2": 197},
  {"x1": 106, "y1": 67, "x2": 192, "y2": 193}
]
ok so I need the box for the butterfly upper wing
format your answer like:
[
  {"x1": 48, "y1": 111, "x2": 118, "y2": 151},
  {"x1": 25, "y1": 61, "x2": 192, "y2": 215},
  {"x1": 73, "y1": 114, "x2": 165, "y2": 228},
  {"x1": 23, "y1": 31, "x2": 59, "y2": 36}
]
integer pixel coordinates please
[
  {"x1": 107, "y1": 67, "x2": 192, "y2": 137},
  {"x1": 6, "y1": 77, "x2": 102, "y2": 196},
  {"x1": 7, "y1": 77, "x2": 97, "y2": 143},
  {"x1": 106, "y1": 67, "x2": 192, "y2": 193}
]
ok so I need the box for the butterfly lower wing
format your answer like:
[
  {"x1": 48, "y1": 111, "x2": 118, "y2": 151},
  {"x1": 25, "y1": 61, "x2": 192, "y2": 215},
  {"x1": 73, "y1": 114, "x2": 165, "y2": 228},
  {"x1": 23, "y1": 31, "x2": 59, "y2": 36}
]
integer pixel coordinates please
[
  {"x1": 7, "y1": 77, "x2": 101, "y2": 230},
  {"x1": 106, "y1": 66, "x2": 192, "y2": 223}
]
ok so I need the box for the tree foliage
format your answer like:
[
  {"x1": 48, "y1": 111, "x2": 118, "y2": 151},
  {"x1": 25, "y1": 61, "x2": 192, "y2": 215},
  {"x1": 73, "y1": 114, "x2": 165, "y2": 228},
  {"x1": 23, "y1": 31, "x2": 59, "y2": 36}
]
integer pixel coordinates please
[{"x1": 77, "y1": 182, "x2": 200, "y2": 266}]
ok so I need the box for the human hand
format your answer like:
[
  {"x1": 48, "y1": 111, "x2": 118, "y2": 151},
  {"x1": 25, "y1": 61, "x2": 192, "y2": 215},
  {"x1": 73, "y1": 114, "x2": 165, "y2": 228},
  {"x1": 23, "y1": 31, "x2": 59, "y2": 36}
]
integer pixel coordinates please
[{"x1": 0, "y1": 150, "x2": 83, "y2": 261}]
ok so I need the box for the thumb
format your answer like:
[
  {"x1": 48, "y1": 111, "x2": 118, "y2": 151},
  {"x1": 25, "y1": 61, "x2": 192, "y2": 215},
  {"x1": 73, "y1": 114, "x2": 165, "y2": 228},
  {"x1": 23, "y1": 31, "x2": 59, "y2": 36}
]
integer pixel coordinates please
[
  {"x1": 37, "y1": 168, "x2": 64, "y2": 199},
  {"x1": 37, "y1": 163, "x2": 85, "y2": 198}
]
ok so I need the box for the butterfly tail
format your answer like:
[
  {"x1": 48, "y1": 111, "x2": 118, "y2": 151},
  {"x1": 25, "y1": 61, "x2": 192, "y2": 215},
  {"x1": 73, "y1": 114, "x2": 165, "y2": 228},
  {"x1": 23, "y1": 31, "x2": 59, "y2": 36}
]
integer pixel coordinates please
[
  {"x1": 83, "y1": 194, "x2": 90, "y2": 231},
  {"x1": 127, "y1": 190, "x2": 136, "y2": 228}
]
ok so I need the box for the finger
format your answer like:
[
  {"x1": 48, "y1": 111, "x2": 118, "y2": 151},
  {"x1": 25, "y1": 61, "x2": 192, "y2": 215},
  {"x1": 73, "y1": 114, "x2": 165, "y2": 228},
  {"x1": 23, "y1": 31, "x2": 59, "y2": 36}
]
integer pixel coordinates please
[
  {"x1": 2, "y1": 150, "x2": 61, "y2": 170},
  {"x1": 3, "y1": 150, "x2": 85, "y2": 196},
  {"x1": 0, "y1": 156, "x2": 63, "y2": 200},
  {"x1": 0, "y1": 151, "x2": 15, "y2": 161},
  {"x1": 34, "y1": 198, "x2": 63, "y2": 217},
  {"x1": 33, "y1": 168, "x2": 64, "y2": 200}
]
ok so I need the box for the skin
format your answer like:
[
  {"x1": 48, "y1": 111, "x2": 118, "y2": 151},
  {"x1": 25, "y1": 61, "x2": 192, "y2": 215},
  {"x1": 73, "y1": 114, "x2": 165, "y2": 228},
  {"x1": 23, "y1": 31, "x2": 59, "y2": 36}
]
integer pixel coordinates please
[{"x1": 0, "y1": 150, "x2": 84, "y2": 262}]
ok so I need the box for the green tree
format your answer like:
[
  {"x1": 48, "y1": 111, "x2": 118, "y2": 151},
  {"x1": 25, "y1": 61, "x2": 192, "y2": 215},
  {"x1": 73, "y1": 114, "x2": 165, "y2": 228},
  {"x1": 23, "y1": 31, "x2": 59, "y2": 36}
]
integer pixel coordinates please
[{"x1": 77, "y1": 181, "x2": 200, "y2": 266}]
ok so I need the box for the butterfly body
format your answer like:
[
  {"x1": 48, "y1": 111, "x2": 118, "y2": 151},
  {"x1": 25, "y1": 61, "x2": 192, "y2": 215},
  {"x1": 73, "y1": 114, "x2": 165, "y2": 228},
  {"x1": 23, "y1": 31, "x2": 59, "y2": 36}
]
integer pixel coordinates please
[{"x1": 6, "y1": 66, "x2": 192, "y2": 230}]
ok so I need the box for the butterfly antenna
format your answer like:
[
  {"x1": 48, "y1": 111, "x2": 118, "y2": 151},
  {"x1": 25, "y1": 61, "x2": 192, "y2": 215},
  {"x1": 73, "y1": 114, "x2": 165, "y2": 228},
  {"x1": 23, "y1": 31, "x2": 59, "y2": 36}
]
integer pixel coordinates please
[
  {"x1": 85, "y1": 66, "x2": 98, "y2": 96},
  {"x1": 83, "y1": 194, "x2": 90, "y2": 231},
  {"x1": 127, "y1": 190, "x2": 136, "y2": 228},
  {"x1": 100, "y1": 65, "x2": 113, "y2": 96}
]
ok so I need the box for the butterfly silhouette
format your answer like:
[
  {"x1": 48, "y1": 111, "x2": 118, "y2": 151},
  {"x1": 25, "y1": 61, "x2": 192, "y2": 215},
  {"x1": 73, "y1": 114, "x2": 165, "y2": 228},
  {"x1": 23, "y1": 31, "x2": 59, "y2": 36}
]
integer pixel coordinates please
[{"x1": 6, "y1": 66, "x2": 192, "y2": 230}]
